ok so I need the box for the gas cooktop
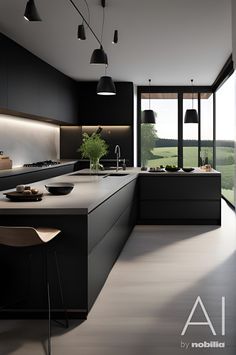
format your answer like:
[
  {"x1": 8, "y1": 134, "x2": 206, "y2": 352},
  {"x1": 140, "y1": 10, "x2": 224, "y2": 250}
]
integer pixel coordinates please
[{"x1": 23, "y1": 160, "x2": 60, "y2": 168}]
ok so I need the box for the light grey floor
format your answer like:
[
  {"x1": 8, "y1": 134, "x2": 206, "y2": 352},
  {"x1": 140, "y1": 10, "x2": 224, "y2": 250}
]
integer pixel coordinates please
[{"x1": 0, "y1": 200, "x2": 236, "y2": 355}]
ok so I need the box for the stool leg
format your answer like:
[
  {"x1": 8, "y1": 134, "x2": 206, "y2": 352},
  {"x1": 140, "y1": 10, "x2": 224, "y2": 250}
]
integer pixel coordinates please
[
  {"x1": 54, "y1": 250, "x2": 69, "y2": 328},
  {"x1": 44, "y1": 249, "x2": 51, "y2": 355},
  {"x1": 47, "y1": 282, "x2": 51, "y2": 355}
]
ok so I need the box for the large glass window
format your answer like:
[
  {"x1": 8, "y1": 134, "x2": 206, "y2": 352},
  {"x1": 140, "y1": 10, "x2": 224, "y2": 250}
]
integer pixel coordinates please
[
  {"x1": 183, "y1": 93, "x2": 198, "y2": 167},
  {"x1": 200, "y1": 93, "x2": 214, "y2": 166},
  {"x1": 216, "y1": 73, "x2": 235, "y2": 206},
  {"x1": 140, "y1": 90, "x2": 214, "y2": 169},
  {"x1": 141, "y1": 93, "x2": 178, "y2": 167}
]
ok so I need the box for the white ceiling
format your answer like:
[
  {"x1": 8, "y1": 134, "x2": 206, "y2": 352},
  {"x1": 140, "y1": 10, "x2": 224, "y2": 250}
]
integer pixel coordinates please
[{"x1": 0, "y1": 0, "x2": 232, "y2": 85}]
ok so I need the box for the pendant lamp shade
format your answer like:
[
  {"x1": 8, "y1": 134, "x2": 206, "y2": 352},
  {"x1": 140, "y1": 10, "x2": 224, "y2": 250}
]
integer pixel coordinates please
[
  {"x1": 112, "y1": 30, "x2": 118, "y2": 44},
  {"x1": 141, "y1": 79, "x2": 156, "y2": 123},
  {"x1": 78, "y1": 23, "x2": 86, "y2": 40},
  {"x1": 24, "y1": 0, "x2": 41, "y2": 21},
  {"x1": 184, "y1": 79, "x2": 199, "y2": 123},
  {"x1": 90, "y1": 46, "x2": 108, "y2": 65},
  {"x1": 142, "y1": 110, "x2": 156, "y2": 124},
  {"x1": 184, "y1": 109, "x2": 199, "y2": 123},
  {"x1": 97, "y1": 76, "x2": 116, "y2": 95}
]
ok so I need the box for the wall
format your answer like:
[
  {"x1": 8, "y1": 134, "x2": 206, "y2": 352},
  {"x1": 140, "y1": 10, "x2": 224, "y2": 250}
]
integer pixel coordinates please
[
  {"x1": 0, "y1": 115, "x2": 60, "y2": 167},
  {"x1": 232, "y1": 0, "x2": 236, "y2": 206},
  {"x1": 232, "y1": 0, "x2": 236, "y2": 66},
  {"x1": 60, "y1": 126, "x2": 133, "y2": 166}
]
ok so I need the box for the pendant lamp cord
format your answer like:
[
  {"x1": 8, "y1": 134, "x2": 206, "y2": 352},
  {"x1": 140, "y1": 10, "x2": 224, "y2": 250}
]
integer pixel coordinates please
[
  {"x1": 191, "y1": 79, "x2": 194, "y2": 109},
  {"x1": 148, "y1": 79, "x2": 151, "y2": 110},
  {"x1": 68, "y1": 0, "x2": 102, "y2": 47},
  {"x1": 101, "y1": 6, "x2": 105, "y2": 44},
  {"x1": 83, "y1": 0, "x2": 90, "y2": 25}
]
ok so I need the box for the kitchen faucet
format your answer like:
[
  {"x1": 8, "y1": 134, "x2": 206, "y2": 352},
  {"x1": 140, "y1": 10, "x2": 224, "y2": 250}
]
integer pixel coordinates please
[{"x1": 114, "y1": 145, "x2": 121, "y2": 172}]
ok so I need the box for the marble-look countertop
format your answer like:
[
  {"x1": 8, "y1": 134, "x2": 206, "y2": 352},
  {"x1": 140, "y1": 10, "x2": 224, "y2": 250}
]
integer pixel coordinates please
[{"x1": 0, "y1": 167, "x2": 220, "y2": 215}]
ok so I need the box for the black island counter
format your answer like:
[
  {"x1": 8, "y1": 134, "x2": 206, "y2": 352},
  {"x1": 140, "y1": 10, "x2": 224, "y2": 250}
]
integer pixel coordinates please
[{"x1": 0, "y1": 168, "x2": 221, "y2": 319}]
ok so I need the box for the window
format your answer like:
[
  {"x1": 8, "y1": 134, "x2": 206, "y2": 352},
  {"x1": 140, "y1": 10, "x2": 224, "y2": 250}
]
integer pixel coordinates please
[
  {"x1": 216, "y1": 73, "x2": 235, "y2": 206},
  {"x1": 139, "y1": 89, "x2": 214, "y2": 169},
  {"x1": 200, "y1": 93, "x2": 214, "y2": 166},
  {"x1": 183, "y1": 93, "x2": 199, "y2": 167},
  {"x1": 140, "y1": 93, "x2": 178, "y2": 167}
]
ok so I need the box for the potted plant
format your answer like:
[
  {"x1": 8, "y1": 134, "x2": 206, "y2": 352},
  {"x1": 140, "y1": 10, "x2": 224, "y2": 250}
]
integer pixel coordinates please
[{"x1": 79, "y1": 132, "x2": 108, "y2": 172}]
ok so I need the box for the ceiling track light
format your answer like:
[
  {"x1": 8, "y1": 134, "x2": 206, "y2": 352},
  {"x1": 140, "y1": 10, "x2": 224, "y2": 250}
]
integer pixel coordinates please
[
  {"x1": 112, "y1": 30, "x2": 118, "y2": 44},
  {"x1": 24, "y1": 0, "x2": 41, "y2": 22},
  {"x1": 142, "y1": 79, "x2": 156, "y2": 124},
  {"x1": 184, "y1": 79, "x2": 199, "y2": 124},
  {"x1": 24, "y1": 0, "x2": 116, "y2": 94}
]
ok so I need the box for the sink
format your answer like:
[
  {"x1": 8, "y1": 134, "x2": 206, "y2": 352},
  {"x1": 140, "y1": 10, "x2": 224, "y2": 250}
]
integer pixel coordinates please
[
  {"x1": 105, "y1": 167, "x2": 123, "y2": 170},
  {"x1": 71, "y1": 172, "x2": 108, "y2": 176},
  {"x1": 70, "y1": 172, "x2": 129, "y2": 177},
  {"x1": 106, "y1": 173, "x2": 129, "y2": 177}
]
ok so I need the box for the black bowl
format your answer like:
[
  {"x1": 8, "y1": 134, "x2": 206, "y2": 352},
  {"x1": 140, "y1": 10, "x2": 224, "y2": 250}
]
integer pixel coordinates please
[
  {"x1": 165, "y1": 167, "x2": 180, "y2": 172},
  {"x1": 45, "y1": 183, "x2": 74, "y2": 195},
  {"x1": 182, "y1": 167, "x2": 194, "y2": 172}
]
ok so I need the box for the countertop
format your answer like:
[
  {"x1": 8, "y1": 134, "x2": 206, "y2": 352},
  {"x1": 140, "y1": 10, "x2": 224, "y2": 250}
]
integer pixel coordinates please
[
  {"x1": 0, "y1": 169, "x2": 138, "y2": 215},
  {"x1": 139, "y1": 167, "x2": 221, "y2": 176},
  {"x1": 0, "y1": 160, "x2": 77, "y2": 178},
  {"x1": 0, "y1": 167, "x2": 220, "y2": 215}
]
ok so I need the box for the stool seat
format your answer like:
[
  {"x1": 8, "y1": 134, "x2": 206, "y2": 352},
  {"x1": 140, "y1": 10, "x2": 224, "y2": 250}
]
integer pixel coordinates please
[
  {"x1": 0, "y1": 225, "x2": 66, "y2": 355},
  {"x1": 0, "y1": 226, "x2": 61, "y2": 247}
]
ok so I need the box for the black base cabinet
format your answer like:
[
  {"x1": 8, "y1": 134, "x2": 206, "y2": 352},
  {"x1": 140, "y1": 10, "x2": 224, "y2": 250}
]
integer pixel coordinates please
[
  {"x1": 0, "y1": 179, "x2": 137, "y2": 319},
  {"x1": 138, "y1": 175, "x2": 221, "y2": 225},
  {"x1": 0, "y1": 164, "x2": 75, "y2": 191}
]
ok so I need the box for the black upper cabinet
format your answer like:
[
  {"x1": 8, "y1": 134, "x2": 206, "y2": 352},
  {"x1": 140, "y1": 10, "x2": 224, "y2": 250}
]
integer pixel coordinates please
[
  {"x1": 38, "y1": 61, "x2": 60, "y2": 120},
  {"x1": 56, "y1": 72, "x2": 78, "y2": 124},
  {"x1": 7, "y1": 39, "x2": 41, "y2": 115},
  {"x1": 0, "y1": 35, "x2": 8, "y2": 109},
  {"x1": 77, "y1": 82, "x2": 134, "y2": 125},
  {"x1": 0, "y1": 33, "x2": 78, "y2": 125}
]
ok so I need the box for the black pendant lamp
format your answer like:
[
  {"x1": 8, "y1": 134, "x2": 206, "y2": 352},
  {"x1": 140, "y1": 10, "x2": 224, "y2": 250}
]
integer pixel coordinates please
[
  {"x1": 112, "y1": 30, "x2": 118, "y2": 44},
  {"x1": 90, "y1": 46, "x2": 108, "y2": 65},
  {"x1": 142, "y1": 79, "x2": 156, "y2": 123},
  {"x1": 184, "y1": 79, "x2": 199, "y2": 123},
  {"x1": 97, "y1": 74, "x2": 116, "y2": 96},
  {"x1": 24, "y1": 0, "x2": 41, "y2": 22},
  {"x1": 77, "y1": 22, "x2": 86, "y2": 40}
]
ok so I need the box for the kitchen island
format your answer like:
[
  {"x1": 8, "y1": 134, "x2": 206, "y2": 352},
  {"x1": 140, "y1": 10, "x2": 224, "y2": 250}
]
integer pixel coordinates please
[
  {"x1": 0, "y1": 170, "x2": 138, "y2": 319},
  {"x1": 0, "y1": 168, "x2": 221, "y2": 319}
]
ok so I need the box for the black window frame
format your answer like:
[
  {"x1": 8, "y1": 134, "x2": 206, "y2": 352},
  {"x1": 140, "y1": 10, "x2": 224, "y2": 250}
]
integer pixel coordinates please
[{"x1": 137, "y1": 85, "x2": 212, "y2": 168}]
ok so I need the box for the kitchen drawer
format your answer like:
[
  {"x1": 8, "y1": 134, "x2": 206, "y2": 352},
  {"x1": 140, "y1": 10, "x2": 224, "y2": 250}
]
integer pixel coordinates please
[
  {"x1": 139, "y1": 200, "x2": 221, "y2": 221},
  {"x1": 88, "y1": 179, "x2": 137, "y2": 253},
  {"x1": 139, "y1": 176, "x2": 221, "y2": 200}
]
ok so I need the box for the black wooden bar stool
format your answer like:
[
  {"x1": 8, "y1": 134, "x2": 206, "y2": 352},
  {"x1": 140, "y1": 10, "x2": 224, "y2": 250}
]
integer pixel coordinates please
[{"x1": 0, "y1": 226, "x2": 68, "y2": 355}]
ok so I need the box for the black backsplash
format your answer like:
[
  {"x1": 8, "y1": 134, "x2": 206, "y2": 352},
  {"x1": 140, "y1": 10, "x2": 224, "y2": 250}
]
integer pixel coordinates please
[{"x1": 60, "y1": 126, "x2": 133, "y2": 166}]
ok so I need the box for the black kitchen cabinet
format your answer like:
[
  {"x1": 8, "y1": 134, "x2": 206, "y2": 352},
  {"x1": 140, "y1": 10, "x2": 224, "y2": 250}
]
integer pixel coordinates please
[
  {"x1": 0, "y1": 33, "x2": 78, "y2": 125},
  {"x1": 0, "y1": 177, "x2": 137, "y2": 319},
  {"x1": 77, "y1": 81, "x2": 134, "y2": 125},
  {"x1": 39, "y1": 60, "x2": 78, "y2": 124},
  {"x1": 7, "y1": 38, "x2": 41, "y2": 115},
  {"x1": 0, "y1": 35, "x2": 8, "y2": 109},
  {"x1": 0, "y1": 163, "x2": 75, "y2": 191},
  {"x1": 55, "y1": 72, "x2": 78, "y2": 124},
  {"x1": 138, "y1": 174, "x2": 221, "y2": 225}
]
